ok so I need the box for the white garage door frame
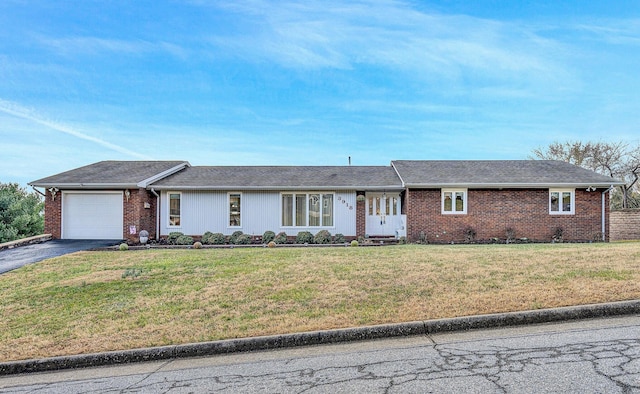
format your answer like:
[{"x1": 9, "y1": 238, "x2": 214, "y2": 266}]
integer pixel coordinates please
[{"x1": 62, "y1": 191, "x2": 124, "y2": 240}]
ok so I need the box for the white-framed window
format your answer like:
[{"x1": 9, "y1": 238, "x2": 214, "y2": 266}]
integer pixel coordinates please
[
  {"x1": 282, "y1": 192, "x2": 334, "y2": 227},
  {"x1": 442, "y1": 189, "x2": 467, "y2": 214},
  {"x1": 168, "y1": 192, "x2": 181, "y2": 227},
  {"x1": 229, "y1": 193, "x2": 241, "y2": 227},
  {"x1": 550, "y1": 189, "x2": 575, "y2": 215}
]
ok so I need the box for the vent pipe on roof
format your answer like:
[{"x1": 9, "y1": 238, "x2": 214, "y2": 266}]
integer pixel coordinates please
[{"x1": 348, "y1": 156, "x2": 351, "y2": 166}]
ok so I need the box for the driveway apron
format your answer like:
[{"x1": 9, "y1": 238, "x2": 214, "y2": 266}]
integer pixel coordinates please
[{"x1": 0, "y1": 240, "x2": 121, "y2": 275}]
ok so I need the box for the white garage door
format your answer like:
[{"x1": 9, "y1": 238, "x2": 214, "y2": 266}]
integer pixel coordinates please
[{"x1": 63, "y1": 192, "x2": 123, "y2": 239}]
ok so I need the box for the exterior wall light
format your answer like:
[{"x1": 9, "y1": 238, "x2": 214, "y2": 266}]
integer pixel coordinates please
[
  {"x1": 48, "y1": 187, "x2": 59, "y2": 201},
  {"x1": 124, "y1": 189, "x2": 131, "y2": 202}
]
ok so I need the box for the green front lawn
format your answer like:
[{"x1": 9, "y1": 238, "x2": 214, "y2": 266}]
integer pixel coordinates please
[{"x1": 1, "y1": 242, "x2": 639, "y2": 362}]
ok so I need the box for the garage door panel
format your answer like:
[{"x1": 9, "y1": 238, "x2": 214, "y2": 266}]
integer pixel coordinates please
[{"x1": 63, "y1": 193, "x2": 123, "y2": 239}]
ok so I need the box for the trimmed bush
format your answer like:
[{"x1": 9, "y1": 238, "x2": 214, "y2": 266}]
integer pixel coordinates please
[
  {"x1": 167, "y1": 232, "x2": 184, "y2": 245},
  {"x1": 274, "y1": 232, "x2": 288, "y2": 244},
  {"x1": 119, "y1": 243, "x2": 129, "y2": 251},
  {"x1": 296, "y1": 231, "x2": 313, "y2": 244},
  {"x1": 334, "y1": 233, "x2": 346, "y2": 244},
  {"x1": 235, "y1": 234, "x2": 252, "y2": 245},
  {"x1": 203, "y1": 232, "x2": 225, "y2": 245},
  {"x1": 314, "y1": 230, "x2": 332, "y2": 244},
  {"x1": 229, "y1": 230, "x2": 244, "y2": 245},
  {"x1": 350, "y1": 240, "x2": 359, "y2": 247},
  {"x1": 176, "y1": 235, "x2": 194, "y2": 245},
  {"x1": 193, "y1": 241, "x2": 203, "y2": 249},
  {"x1": 267, "y1": 241, "x2": 276, "y2": 248},
  {"x1": 262, "y1": 230, "x2": 276, "y2": 244}
]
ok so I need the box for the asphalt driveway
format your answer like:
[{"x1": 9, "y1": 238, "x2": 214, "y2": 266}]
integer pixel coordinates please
[{"x1": 0, "y1": 240, "x2": 121, "y2": 275}]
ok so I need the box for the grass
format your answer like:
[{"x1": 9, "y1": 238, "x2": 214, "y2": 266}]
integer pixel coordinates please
[{"x1": 1, "y1": 242, "x2": 640, "y2": 362}]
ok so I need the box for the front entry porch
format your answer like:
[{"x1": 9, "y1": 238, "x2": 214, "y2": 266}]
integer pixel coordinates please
[{"x1": 365, "y1": 192, "x2": 406, "y2": 239}]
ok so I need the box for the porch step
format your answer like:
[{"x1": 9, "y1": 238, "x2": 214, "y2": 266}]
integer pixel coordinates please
[{"x1": 365, "y1": 235, "x2": 399, "y2": 245}]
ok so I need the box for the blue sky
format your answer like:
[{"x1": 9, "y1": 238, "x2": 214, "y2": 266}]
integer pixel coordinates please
[{"x1": 2, "y1": 0, "x2": 640, "y2": 187}]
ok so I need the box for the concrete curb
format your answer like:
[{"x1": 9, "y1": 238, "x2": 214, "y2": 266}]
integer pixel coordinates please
[
  {"x1": 0, "y1": 234, "x2": 52, "y2": 251},
  {"x1": 2, "y1": 299, "x2": 639, "y2": 375}
]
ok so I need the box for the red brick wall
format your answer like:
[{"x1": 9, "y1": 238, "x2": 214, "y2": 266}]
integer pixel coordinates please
[
  {"x1": 123, "y1": 188, "x2": 157, "y2": 242},
  {"x1": 406, "y1": 188, "x2": 608, "y2": 243},
  {"x1": 44, "y1": 189, "x2": 62, "y2": 239},
  {"x1": 610, "y1": 209, "x2": 640, "y2": 241},
  {"x1": 356, "y1": 194, "x2": 365, "y2": 237}
]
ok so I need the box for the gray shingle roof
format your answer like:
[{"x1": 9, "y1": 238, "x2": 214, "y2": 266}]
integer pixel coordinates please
[
  {"x1": 150, "y1": 166, "x2": 403, "y2": 190},
  {"x1": 391, "y1": 160, "x2": 623, "y2": 187},
  {"x1": 29, "y1": 161, "x2": 189, "y2": 188}
]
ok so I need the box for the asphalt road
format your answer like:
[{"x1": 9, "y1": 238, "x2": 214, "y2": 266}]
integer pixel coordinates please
[
  {"x1": 0, "y1": 240, "x2": 121, "y2": 274},
  {"x1": 1, "y1": 315, "x2": 639, "y2": 393}
]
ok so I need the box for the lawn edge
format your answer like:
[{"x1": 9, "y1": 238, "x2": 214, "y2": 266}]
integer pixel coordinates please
[{"x1": 2, "y1": 299, "x2": 639, "y2": 375}]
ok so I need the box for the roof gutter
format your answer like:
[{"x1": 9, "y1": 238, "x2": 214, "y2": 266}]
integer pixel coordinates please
[
  {"x1": 390, "y1": 161, "x2": 406, "y2": 188},
  {"x1": 402, "y1": 182, "x2": 625, "y2": 189},
  {"x1": 148, "y1": 185, "x2": 405, "y2": 191}
]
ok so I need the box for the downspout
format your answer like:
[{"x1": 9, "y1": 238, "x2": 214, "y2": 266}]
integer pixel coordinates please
[
  {"x1": 602, "y1": 185, "x2": 614, "y2": 241},
  {"x1": 31, "y1": 186, "x2": 46, "y2": 198},
  {"x1": 151, "y1": 188, "x2": 160, "y2": 241}
]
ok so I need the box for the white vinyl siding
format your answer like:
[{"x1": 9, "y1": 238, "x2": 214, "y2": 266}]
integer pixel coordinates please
[{"x1": 160, "y1": 191, "x2": 356, "y2": 237}]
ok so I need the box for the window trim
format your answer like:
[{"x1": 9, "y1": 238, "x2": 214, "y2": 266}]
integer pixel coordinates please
[
  {"x1": 280, "y1": 192, "x2": 336, "y2": 228},
  {"x1": 549, "y1": 189, "x2": 575, "y2": 215},
  {"x1": 167, "y1": 191, "x2": 182, "y2": 228},
  {"x1": 441, "y1": 189, "x2": 467, "y2": 215},
  {"x1": 228, "y1": 192, "x2": 242, "y2": 228}
]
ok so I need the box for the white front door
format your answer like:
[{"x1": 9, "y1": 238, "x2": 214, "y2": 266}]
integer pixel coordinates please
[{"x1": 365, "y1": 193, "x2": 405, "y2": 237}]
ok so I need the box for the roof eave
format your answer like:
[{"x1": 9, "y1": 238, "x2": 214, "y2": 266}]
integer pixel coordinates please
[
  {"x1": 404, "y1": 182, "x2": 624, "y2": 189},
  {"x1": 150, "y1": 185, "x2": 405, "y2": 191},
  {"x1": 28, "y1": 182, "x2": 139, "y2": 189}
]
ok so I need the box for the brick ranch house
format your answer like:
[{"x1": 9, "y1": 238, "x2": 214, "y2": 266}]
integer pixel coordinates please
[{"x1": 29, "y1": 160, "x2": 623, "y2": 243}]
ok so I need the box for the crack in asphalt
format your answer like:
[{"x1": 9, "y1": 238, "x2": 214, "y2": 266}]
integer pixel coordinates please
[{"x1": 103, "y1": 337, "x2": 640, "y2": 393}]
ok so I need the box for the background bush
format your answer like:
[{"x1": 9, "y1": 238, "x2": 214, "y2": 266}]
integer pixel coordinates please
[
  {"x1": 314, "y1": 230, "x2": 332, "y2": 244},
  {"x1": 167, "y1": 232, "x2": 183, "y2": 245},
  {"x1": 296, "y1": 231, "x2": 313, "y2": 244},
  {"x1": 274, "y1": 232, "x2": 288, "y2": 244},
  {"x1": 334, "y1": 233, "x2": 346, "y2": 244},
  {"x1": 175, "y1": 235, "x2": 194, "y2": 245},
  {"x1": 235, "y1": 234, "x2": 252, "y2": 245},
  {"x1": 229, "y1": 230, "x2": 244, "y2": 245},
  {"x1": 262, "y1": 230, "x2": 276, "y2": 244}
]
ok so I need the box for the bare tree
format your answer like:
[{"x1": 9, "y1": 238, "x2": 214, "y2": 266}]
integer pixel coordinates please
[{"x1": 531, "y1": 140, "x2": 640, "y2": 209}]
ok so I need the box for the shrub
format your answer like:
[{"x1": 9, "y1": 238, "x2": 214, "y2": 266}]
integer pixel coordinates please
[
  {"x1": 350, "y1": 240, "x2": 359, "y2": 247},
  {"x1": 193, "y1": 241, "x2": 203, "y2": 249},
  {"x1": 553, "y1": 227, "x2": 564, "y2": 243},
  {"x1": 274, "y1": 231, "x2": 288, "y2": 244},
  {"x1": 263, "y1": 230, "x2": 276, "y2": 244},
  {"x1": 202, "y1": 232, "x2": 225, "y2": 245},
  {"x1": 398, "y1": 236, "x2": 407, "y2": 245},
  {"x1": 176, "y1": 235, "x2": 194, "y2": 245},
  {"x1": 505, "y1": 227, "x2": 516, "y2": 243},
  {"x1": 229, "y1": 230, "x2": 244, "y2": 245},
  {"x1": 314, "y1": 230, "x2": 332, "y2": 244},
  {"x1": 334, "y1": 233, "x2": 346, "y2": 244},
  {"x1": 119, "y1": 243, "x2": 129, "y2": 251},
  {"x1": 296, "y1": 231, "x2": 314, "y2": 244},
  {"x1": 267, "y1": 241, "x2": 276, "y2": 248},
  {"x1": 167, "y1": 232, "x2": 183, "y2": 245},
  {"x1": 464, "y1": 227, "x2": 476, "y2": 243},
  {"x1": 235, "y1": 234, "x2": 252, "y2": 245},
  {"x1": 201, "y1": 231, "x2": 214, "y2": 244}
]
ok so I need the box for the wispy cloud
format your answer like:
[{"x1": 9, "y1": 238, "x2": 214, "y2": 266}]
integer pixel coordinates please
[
  {"x1": 36, "y1": 36, "x2": 188, "y2": 59},
  {"x1": 0, "y1": 99, "x2": 153, "y2": 160},
  {"x1": 205, "y1": 0, "x2": 566, "y2": 82}
]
